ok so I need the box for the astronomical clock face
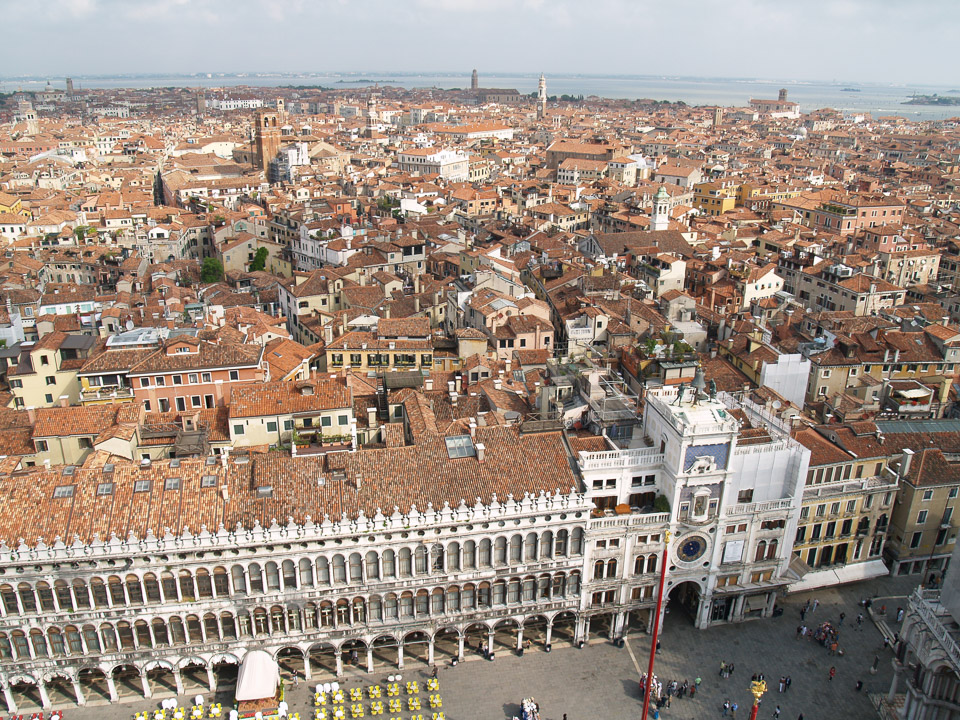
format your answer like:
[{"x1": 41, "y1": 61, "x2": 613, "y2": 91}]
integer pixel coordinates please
[{"x1": 677, "y1": 535, "x2": 708, "y2": 563}]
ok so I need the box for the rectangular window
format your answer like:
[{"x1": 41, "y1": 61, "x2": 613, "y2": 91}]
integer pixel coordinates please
[
  {"x1": 53, "y1": 485, "x2": 75, "y2": 499},
  {"x1": 35, "y1": 440, "x2": 49, "y2": 452},
  {"x1": 172, "y1": 375, "x2": 183, "y2": 385},
  {"x1": 737, "y1": 489, "x2": 754, "y2": 504},
  {"x1": 202, "y1": 372, "x2": 212, "y2": 383},
  {"x1": 338, "y1": 415, "x2": 348, "y2": 426},
  {"x1": 229, "y1": 370, "x2": 240, "y2": 381},
  {"x1": 923, "y1": 490, "x2": 934, "y2": 501},
  {"x1": 234, "y1": 424, "x2": 245, "y2": 435},
  {"x1": 201, "y1": 475, "x2": 217, "y2": 488},
  {"x1": 283, "y1": 420, "x2": 293, "y2": 431},
  {"x1": 918, "y1": 510, "x2": 928, "y2": 524},
  {"x1": 96, "y1": 482, "x2": 114, "y2": 496},
  {"x1": 267, "y1": 421, "x2": 278, "y2": 433},
  {"x1": 141, "y1": 377, "x2": 151, "y2": 387},
  {"x1": 950, "y1": 489, "x2": 959, "y2": 499},
  {"x1": 175, "y1": 397, "x2": 186, "y2": 412},
  {"x1": 188, "y1": 373, "x2": 199, "y2": 384},
  {"x1": 910, "y1": 531, "x2": 923, "y2": 549},
  {"x1": 164, "y1": 478, "x2": 180, "y2": 491},
  {"x1": 321, "y1": 416, "x2": 332, "y2": 427},
  {"x1": 191, "y1": 396, "x2": 202, "y2": 408},
  {"x1": 134, "y1": 479, "x2": 151, "y2": 493},
  {"x1": 846, "y1": 500, "x2": 856, "y2": 513},
  {"x1": 800, "y1": 506, "x2": 810, "y2": 520}
]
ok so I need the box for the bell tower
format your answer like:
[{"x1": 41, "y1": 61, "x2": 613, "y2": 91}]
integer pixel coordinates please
[
  {"x1": 537, "y1": 73, "x2": 547, "y2": 121},
  {"x1": 255, "y1": 110, "x2": 282, "y2": 170},
  {"x1": 471, "y1": 69, "x2": 478, "y2": 91},
  {"x1": 651, "y1": 185, "x2": 670, "y2": 232}
]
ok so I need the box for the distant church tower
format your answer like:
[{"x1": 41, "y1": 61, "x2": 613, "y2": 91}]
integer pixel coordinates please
[
  {"x1": 713, "y1": 107, "x2": 723, "y2": 127},
  {"x1": 651, "y1": 185, "x2": 670, "y2": 232},
  {"x1": 471, "y1": 69, "x2": 478, "y2": 91},
  {"x1": 365, "y1": 93, "x2": 379, "y2": 137},
  {"x1": 537, "y1": 73, "x2": 547, "y2": 121},
  {"x1": 778, "y1": 88, "x2": 788, "y2": 102},
  {"x1": 17, "y1": 100, "x2": 38, "y2": 137},
  {"x1": 66, "y1": 77, "x2": 74, "y2": 96},
  {"x1": 196, "y1": 90, "x2": 206, "y2": 116},
  {"x1": 254, "y1": 98, "x2": 286, "y2": 170}
]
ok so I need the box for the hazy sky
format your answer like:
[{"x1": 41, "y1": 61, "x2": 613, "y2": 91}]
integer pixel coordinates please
[{"x1": 4, "y1": 0, "x2": 958, "y2": 85}]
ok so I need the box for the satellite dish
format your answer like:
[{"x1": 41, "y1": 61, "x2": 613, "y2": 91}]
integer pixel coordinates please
[{"x1": 772, "y1": 400, "x2": 782, "y2": 410}]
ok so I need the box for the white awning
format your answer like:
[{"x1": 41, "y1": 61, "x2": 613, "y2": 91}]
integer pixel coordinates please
[
  {"x1": 236, "y1": 650, "x2": 281, "y2": 702},
  {"x1": 788, "y1": 558, "x2": 889, "y2": 593},
  {"x1": 898, "y1": 388, "x2": 931, "y2": 399}
]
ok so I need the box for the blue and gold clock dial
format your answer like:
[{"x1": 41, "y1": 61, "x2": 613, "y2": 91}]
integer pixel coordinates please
[{"x1": 677, "y1": 535, "x2": 707, "y2": 562}]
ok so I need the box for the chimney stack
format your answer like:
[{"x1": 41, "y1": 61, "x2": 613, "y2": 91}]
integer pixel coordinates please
[
  {"x1": 221, "y1": 485, "x2": 230, "y2": 502},
  {"x1": 414, "y1": 296, "x2": 420, "y2": 314},
  {"x1": 27, "y1": 406, "x2": 36, "y2": 425},
  {"x1": 493, "y1": 378, "x2": 502, "y2": 391},
  {"x1": 425, "y1": 377, "x2": 433, "y2": 391},
  {"x1": 475, "y1": 442, "x2": 485, "y2": 463},
  {"x1": 367, "y1": 407, "x2": 377, "y2": 428},
  {"x1": 469, "y1": 420, "x2": 477, "y2": 439},
  {"x1": 899, "y1": 448, "x2": 915, "y2": 479},
  {"x1": 59, "y1": 395, "x2": 69, "y2": 408}
]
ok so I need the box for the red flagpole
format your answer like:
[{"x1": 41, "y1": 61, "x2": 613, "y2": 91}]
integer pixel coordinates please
[{"x1": 641, "y1": 532, "x2": 670, "y2": 720}]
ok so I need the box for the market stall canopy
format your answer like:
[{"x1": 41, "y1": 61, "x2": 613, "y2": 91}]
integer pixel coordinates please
[{"x1": 236, "y1": 650, "x2": 281, "y2": 701}]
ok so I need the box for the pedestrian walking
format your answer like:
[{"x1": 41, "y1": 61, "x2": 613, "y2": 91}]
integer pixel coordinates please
[
  {"x1": 785, "y1": 676, "x2": 792, "y2": 691},
  {"x1": 690, "y1": 685, "x2": 696, "y2": 698},
  {"x1": 723, "y1": 700, "x2": 730, "y2": 716},
  {"x1": 778, "y1": 676, "x2": 785, "y2": 693},
  {"x1": 857, "y1": 613, "x2": 864, "y2": 629},
  {"x1": 720, "y1": 661, "x2": 726, "y2": 677},
  {"x1": 812, "y1": 598, "x2": 819, "y2": 613},
  {"x1": 838, "y1": 612, "x2": 845, "y2": 627},
  {"x1": 855, "y1": 680, "x2": 863, "y2": 692},
  {"x1": 800, "y1": 607, "x2": 806, "y2": 621},
  {"x1": 431, "y1": 665, "x2": 439, "y2": 679},
  {"x1": 730, "y1": 663, "x2": 736, "y2": 675},
  {"x1": 773, "y1": 706, "x2": 781, "y2": 719},
  {"x1": 797, "y1": 715, "x2": 804, "y2": 720},
  {"x1": 796, "y1": 625, "x2": 803, "y2": 639},
  {"x1": 883, "y1": 637, "x2": 890, "y2": 651},
  {"x1": 897, "y1": 607, "x2": 905, "y2": 623},
  {"x1": 696, "y1": 676, "x2": 702, "y2": 689},
  {"x1": 656, "y1": 640, "x2": 662, "y2": 654},
  {"x1": 829, "y1": 666, "x2": 836, "y2": 682},
  {"x1": 752, "y1": 673, "x2": 758, "y2": 682},
  {"x1": 731, "y1": 701, "x2": 739, "y2": 719}
]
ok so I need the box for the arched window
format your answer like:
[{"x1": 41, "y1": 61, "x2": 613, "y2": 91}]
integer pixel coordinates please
[
  {"x1": 555, "y1": 530, "x2": 568, "y2": 556},
  {"x1": 213, "y1": 567, "x2": 230, "y2": 596},
  {"x1": 385, "y1": 594, "x2": 398, "y2": 620},
  {"x1": 509, "y1": 535, "x2": 523, "y2": 564},
  {"x1": 126, "y1": 575, "x2": 144, "y2": 604},
  {"x1": 755, "y1": 541, "x2": 767, "y2": 562},
  {"x1": 767, "y1": 539, "x2": 778, "y2": 560},
  {"x1": 30, "y1": 629, "x2": 48, "y2": 657},
  {"x1": 349, "y1": 553, "x2": 363, "y2": 582},
  {"x1": 447, "y1": 542, "x2": 460, "y2": 571},
  {"x1": 0, "y1": 633, "x2": 11, "y2": 659},
  {"x1": 431, "y1": 588, "x2": 444, "y2": 614},
  {"x1": 525, "y1": 533, "x2": 538, "y2": 561},
  {"x1": 248, "y1": 564, "x2": 264, "y2": 594},
  {"x1": 540, "y1": 531, "x2": 554, "y2": 558},
  {"x1": 135, "y1": 620, "x2": 152, "y2": 648},
  {"x1": 431, "y1": 544, "x2": 445, "y2": 572},
  {"x1": 369, "y1": 596, "x2": 383, "y2": 622},
  {"x1": 446, "y1": 586, "x2": 461, "y2": 612},
  {"x1": 477, "y1": 582, "x2": 491, "y2": 608},
  {"x1": 11, "y1": 631, "x2": 28, "y2": 659},
  {"x1": 479, "y1": 539, "x2": 492, "y2": 567},
  {"x1": 231, "y1": 566, "x2": 247, "y2": 595},
  {"x1": 634, "y1": 555, "x2": 645, "y2": 574},
  {"x1": 195, "y1": 569, "x2": 213, "y2": 599},
  {"x1": 316, "y1": 557, "x2": 330, "y2": 586},
  {"x1": 606, "y1": 559, "x2": 618, "y2": 578},
  {"x1": 108, "y1": 576, "x2": 126, "y2": 606},
  {"x1": 36, "y1": 581, "x2": 55, "y2": 612},
  {"x1": 493, "y1": 580, "x2": 506, "y2": 606},
  {"x1": 282, "y1": 560, "x2": 297, "y2": 589},
  {"x1": 594, "y1": 561, "x2": 605, "y2": 580},
  {"x1": 365, "y1": 552, "x2": 380, "y2": 580},
  {"x1": 178, "y1": 570, "x2": 195, "y2": 601},
  {"x1": 117, "y1": 621, "x2": 135, "y2": 649},
  {"x1": 65, "y1": 625, "x2": 83, "y2": 654},
  {"x1": 221, "y1": 613, "x2": 237, "y2": 639},
  {"x1": 17, "y1": 583, "x2": 37, "y2": 613},
  {"x1": 332, "y1": 555, "x2": 347, "y2": 584},
  {"x1": 47, "y1": 627, "x2": 65, "y2": 656},
  {"x1": 399, "y1": 548, "x2": 412, "y2": 577},
  {"x1": 414, "y1": 546, "x2": 428, "y2": 575},
  {"x1": 415, "y1": 589, "x2": 429, "y2": 616},
  {"x1": 0, "y1": 585, "x2": 16, "y2": 615},
  {"x1": 265, "y1": 562, "x2": 281, "y2": 591},
  {"x1": 152, "y1": 619, "x2": 169, "y2": 646},
  {"x1": 538, "y1": 574, "x2": 550, "y2": 599},
  {"x1": 382, "y1": 550, "x2": 396, "y2": 578},
  {"x1": 270, "y1": 606, "x2": 285, "y2": 633},
  {"x1": 144, "y1": 573, "x2": 162, "y2": 602},
  {"x1": 161, "y1": 572, "x2": 177, "y2": 600},
  {"x1": 204, "y1": 614, "x2": 220, "y2": 641},
  {"x1": 569, "y1": 572, "x2": 581, "y2": 596},
  {"x1": 522, "y1": 577, "x2": 536, "y2": 602},
  {"x1": 495, "y1": 537, "x2": 508, "y2": 566},
  {"x1": 400, "y1": 592, "x2": 414, "y2": 618},
  {"x1": 253, "y1": 608, "x2": 269, "y2": 635},
  {"x1": 55, "y1": 580, "x2": 73, "y2": 611},
  {"x1": 462, "y1": 584, "x2": 476, "y2": 610},
  {"x1": 169, "y1": 616, "x2": 186, "y2": 645},
  {"x1": 571, "y1": 528, "x2": 584, "y2": 555},
  {"x1": 185, "y1": 615, "x2": 203, "y2": 643},
  {"x1": 83, "y1": 624, "x2": 101, "y2": 652},
  {"x1": 304, "y1": 603, "x2": 319, "y2": 629},
  {"x1": 463, "y1": 541, "x2": 476, "y2": 569},
  {"x1": 299, "y1": 559, "x2": 314, "y2": 587},
  {"x1": 100, "y1": 622, "x2": 118, "y2": 651},
  {"x1": 89, "y1": 579, "x2": 108, "y2": 608},
  {"x1": 552, "y1": 573, "x2": 565, "y2": 598},
  {"x1": 73, "y1": 579, "x2": 91, "y2": 609},
  {"x1": 508, "y1": 578, "x2": 521, "y2": 604},
  {"x1": 647, "y1": 555, "x2": 658, "y2": 573}
]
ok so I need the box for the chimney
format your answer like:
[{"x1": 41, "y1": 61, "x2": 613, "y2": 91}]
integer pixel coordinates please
[
  {"x1": 469, "y1": 420, "x2": 477, "y2": 439},
  {"x1": 342, "y1": 316, "x2": 348, "y2": 334},
  {"x1": 367, "y1": 407, "x2": 377, "y2": 427},
  {"x1": 59, "y1": 395, "x2": 69, "y2": 408},
  {"x1": 475, "y1": 442, "x2": 485, "y2": 464},
  {"x1": 414, "y1": 296, "x2": 421, "y2": 314},
  {"x1": 493, "y1": 378, "x2": 502, "y2": 391},
  {"x1": 899, "y1": 448, "x2": 915, "y2": 479},
  {"x1": 455, "y1": 373, "x2": 463, "y2": 394},
  {"x1": 425, "y1": 377, "x2": 433, "y2": 391},
  {"x1": 324, "y1": 323, "x2": 333, "y2": 344},
  {"x1": 220, "y1": 485, "x2": 230, "y2": 502},
  {"x1": 27, "y1": 406, "x2": 36, "y2": 425},
  {"x1": 414, "y1": 275, "x2": 421, "y2": 294},
  {"x1": 221, "y1": 448, "x2": 229, "y2": 467},
  {"x1": 384, "y1": 305, "x2": 391, "y2": 319},
  {"x1": 359, "y1": 273, "x2": 367, "y2": 287},
  {"x1": 43, "y1": 459, "x2": 51, "y2": 469}
]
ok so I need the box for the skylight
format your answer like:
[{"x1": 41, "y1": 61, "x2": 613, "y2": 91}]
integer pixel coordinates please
[{"x1": 444, "y1": 435, "x2": 476, "y2": 459}]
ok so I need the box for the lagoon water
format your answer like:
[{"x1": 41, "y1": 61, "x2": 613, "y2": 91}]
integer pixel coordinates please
[{"x1": 4, "y1": 72, "x2": 958, "y2": 120}]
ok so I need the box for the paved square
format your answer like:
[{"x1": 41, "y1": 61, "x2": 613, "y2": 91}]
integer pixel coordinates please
[{"x1": 38, "y1": 575, "x2": 919, "y2": 720}]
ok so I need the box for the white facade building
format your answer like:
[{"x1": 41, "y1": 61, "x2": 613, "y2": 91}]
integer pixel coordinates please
[{"x1": 396, "y1": 148, "x2": 469, "y2": 183}]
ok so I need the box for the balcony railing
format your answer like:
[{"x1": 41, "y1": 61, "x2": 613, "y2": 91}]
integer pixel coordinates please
[
  {"x1": 79, "y1": 386, "x2": 135, "y2": 402},
  {"x1": 912, "y1": 587, "x2": 960, "y2": 676}
]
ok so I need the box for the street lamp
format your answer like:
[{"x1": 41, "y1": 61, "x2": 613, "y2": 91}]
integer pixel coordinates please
[
  {"x1": 640, "y1": 531, "x2": 671, "y2": 720},
  {"x1": 748, "y1": 679, "x2": 767, "y2": 720}
]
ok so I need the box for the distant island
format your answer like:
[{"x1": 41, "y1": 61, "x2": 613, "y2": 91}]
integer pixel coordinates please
[
  {"x1": 336, "y1": 79, "x2": 397, "y2": 84},
  {"x1": 840, "y1": 88, "x2": 860, "y2": 92},
  {"x1": 904, "y1": 93, "x2": 960, "y2": 106}
]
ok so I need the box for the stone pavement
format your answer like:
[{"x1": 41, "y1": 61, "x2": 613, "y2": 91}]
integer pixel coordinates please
[{"x1": 30, "y1": 574, "x2": 922, "y2": 720}]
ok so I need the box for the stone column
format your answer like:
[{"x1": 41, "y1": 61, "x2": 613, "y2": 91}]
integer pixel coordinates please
[
  {"x1": 1, "y1": 683, "x2": 16, "y2": 714},
  {"x1": 487, "y1": 629, "x2": 495, "y2": 656},
  {"x1": 106, "y1": 674, "x2": 119, "y2": 703},
  {"x1": 304, "y1": 657, "x2": 313, "y2": 681},
  {"x1": 173, "y1": 668, "x2": 184, "y2": 696},
  {"x1": 765, "y1": 591, "x2": 777, "y2": 617},
  {"x1": 516, "y1": 627, "x2": 524, "y2": 651},
  {"x1": 366, "y1": 648, "x2": 374, "y2": 674},
  {"x1": 335, "y1": 653, "x2": 343, "y2": 677},
  {"x1": 397, "y1": 642, "x2": 404, "y2": 670},
  {"x1": 544, "y1": 622, "x2": 553, "y2": 647},
  {"x1": 888, "y1": 667, "x2": 900, "y2": 702},
  {"x1": 206, "y1": 666, "x2": 216, "y2": 693},
  {"x1": 457, "y1": 635, "x2": 465, "y2": 661},
  {"x1": 142, "y1": 673, "x2": 153, "y2": 699},
  {"x1": 427, "y1": 638, "x2": 435, "y2": 665},
  {"x1": 37, "y1": 681, "x2": 52, "y2": 710},
  {"x1": 71, "y1": 677, "x2": 86, "y2": 707}
]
